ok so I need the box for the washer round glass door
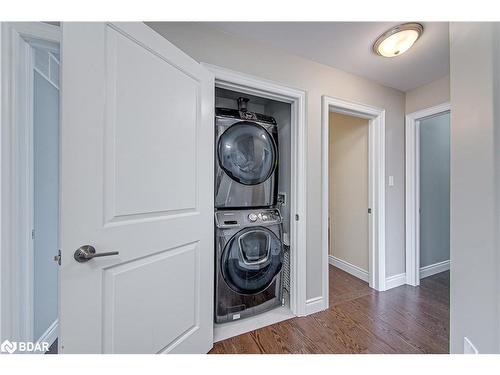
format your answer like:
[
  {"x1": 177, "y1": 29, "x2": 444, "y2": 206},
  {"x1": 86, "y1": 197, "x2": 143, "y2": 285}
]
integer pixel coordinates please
[
  {"x1": 218, "y1": 121, "x2": 277, "y2": 185},
  {"x1": 221, "y1": 226, "x2": 283, "y2": 295}
]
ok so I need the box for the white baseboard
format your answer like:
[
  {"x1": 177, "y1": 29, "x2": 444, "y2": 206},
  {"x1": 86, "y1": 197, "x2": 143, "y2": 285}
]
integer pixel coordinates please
[
  {"x1": 305, "y1": 296, "x2": 327, "y2": 315},
  {"x1": 34, "y1": 319, "x2": 58, "y2": 353},
  {"x1": 328, "y1": 255, "x2": 369, "y2": 282},
  {"x1": 420, "y1": 259, "x2": 450, "y2": 279},
  {"x1": 385, "y1": 273, "x2": 406, "y2": 290},
  {"x1": 379, "y1": 260, "x2": 450, "y2": 291}
]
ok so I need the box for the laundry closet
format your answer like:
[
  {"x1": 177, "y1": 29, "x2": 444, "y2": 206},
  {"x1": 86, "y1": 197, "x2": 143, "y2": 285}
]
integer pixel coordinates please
[{"x1": 213, "y1": 86, "x2": 293, "y2": 339}]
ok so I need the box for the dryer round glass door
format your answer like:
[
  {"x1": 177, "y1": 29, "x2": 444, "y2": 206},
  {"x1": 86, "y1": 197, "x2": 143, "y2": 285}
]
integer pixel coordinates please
[
  {"x1": 218, "y1": 121, "x2": 277, "y2": 185},
  {"x1": 221, "y1": 226, "x2": 283, "y2": 295}
]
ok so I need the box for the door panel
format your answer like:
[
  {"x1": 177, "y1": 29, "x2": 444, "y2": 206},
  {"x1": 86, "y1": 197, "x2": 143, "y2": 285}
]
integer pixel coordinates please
[
  {"x1": 59, "y1": 23, "x2": 214, "y2": 353},
  {"x1": 105, "y1": 27, "x2": 198, "y2": 220},
  {"x1": 102, "y1": 243, "x2": 198, "y2": 353}
]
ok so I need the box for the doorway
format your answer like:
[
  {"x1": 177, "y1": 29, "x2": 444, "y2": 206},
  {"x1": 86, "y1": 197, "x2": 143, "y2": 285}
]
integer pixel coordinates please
[
  {"x1": 0, "y1": 22, "x2": 60, "y2": 351},
  {"x1": 328, "y1": 112, "x2": 370, "y2": 282},
  {"x1": 405, "y1": 103, "x2": 451, "y2": 286},
  {"x1": 32, "y1": 44, "x2": 60, "y2": 349},
  {"x1": 321, "y1": 96, "x2": 386, "y2": 298},
  {"x1": 206, "y1": 64, "x2": 308, "y2": 340}
]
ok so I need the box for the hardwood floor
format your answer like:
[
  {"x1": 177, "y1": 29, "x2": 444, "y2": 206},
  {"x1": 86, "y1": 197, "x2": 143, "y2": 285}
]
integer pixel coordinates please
[{"x1": 209, "y1": 265, "x2": 450, "y2": 354}]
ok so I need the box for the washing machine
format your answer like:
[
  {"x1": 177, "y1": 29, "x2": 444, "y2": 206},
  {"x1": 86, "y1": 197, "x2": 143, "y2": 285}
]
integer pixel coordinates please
[
  {"x1": 215, "y1": 208, "x2": 283, "y2": 323},
  {"x1": 215, "y1": 102, "x2": 279, "y2": 209}
]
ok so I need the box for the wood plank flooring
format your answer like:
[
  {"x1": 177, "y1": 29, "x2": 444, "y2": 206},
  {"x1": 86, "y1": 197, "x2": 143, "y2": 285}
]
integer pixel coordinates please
[{"x1": 209, "y1": 265, "x2": 450, "y2": 354}]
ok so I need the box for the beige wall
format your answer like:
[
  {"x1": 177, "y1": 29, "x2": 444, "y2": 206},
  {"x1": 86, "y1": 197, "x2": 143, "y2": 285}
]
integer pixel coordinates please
[
  {"x1": 146, "y1": 22, "x2": 407, "y2": 300},
  {"x1": 329, "y1": 113, "x2": 368, "y2": 271},
  {"x1": 449, "y1": 22, "x2": 500, "y2": 354},
  {"x1": 405, "y1": 75, "x2": 450, "y2": 114}
]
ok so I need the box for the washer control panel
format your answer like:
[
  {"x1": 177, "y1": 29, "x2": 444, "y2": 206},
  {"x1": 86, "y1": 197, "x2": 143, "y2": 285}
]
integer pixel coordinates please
[
  {"x1": 248, "y1": 213, "x2": 258, "y2": 222},
  {"x1": 216, "y1": 208, "x2": 282, "y2": 228},
  {"x1": 250, "y1": 210, "x2": 280, "y2": 224}
]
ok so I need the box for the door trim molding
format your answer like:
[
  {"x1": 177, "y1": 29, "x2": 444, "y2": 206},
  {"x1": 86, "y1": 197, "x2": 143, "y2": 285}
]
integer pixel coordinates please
[
  {"x1": 0, "y1": 22, "x2": 60, "y2": 343},
  {"x1": 305, "y1": 296, "x2": 325, "y2": 315},
  {"x1": 202, "y1": 63, "x2": 308, "y2": 318},
  {"x1": 322, "y1": 96, "x2": 386, "y2": 295},
  {"x1": 405, "y1": 102, "x2": 450, "y2": 286},
  {"x1": 385, "y1": 272, "x2": 406, "y2": 290}
]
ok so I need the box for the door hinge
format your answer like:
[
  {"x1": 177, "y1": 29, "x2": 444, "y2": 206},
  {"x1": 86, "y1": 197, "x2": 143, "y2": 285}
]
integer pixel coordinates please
[
  {"x1": 295, "y1": 214, "x2": 299, "y2": 221},
  {"x1": 53, "y1": 249, "x2": 61, "y2": 266},
  {"x1": 31, "y1": 229, "x2": 35, "y2": 239},
  {"x1": 368, "y1": 208, "x2": 372, "y2": 214}
]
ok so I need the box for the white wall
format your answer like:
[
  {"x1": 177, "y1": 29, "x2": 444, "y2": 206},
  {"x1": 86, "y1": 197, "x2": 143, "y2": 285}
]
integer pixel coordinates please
[
  {"x1": 146, "y1": 22, "x2": 407, "y2": 301},
  {"x1": 406, "y1": 75, "x2": 450, "y2": 114},
  {"x1": 419, "y1": 112, "x2": 450, "y2": 268},
  {"x1": 449, "y1": 22, "x2": 500, "y2": 353},
  {"x1": 329, "y1": 112, "x2": 368, "y2": 272}
]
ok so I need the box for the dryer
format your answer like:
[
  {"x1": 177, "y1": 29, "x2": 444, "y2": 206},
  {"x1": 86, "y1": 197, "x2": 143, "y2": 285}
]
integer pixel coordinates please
[
  {"x1": 215, "y1": 208, "x2": 283, "y2": 323},
  {"x1": 215, "y1": 105, "x2": 279, "y2": 209}
]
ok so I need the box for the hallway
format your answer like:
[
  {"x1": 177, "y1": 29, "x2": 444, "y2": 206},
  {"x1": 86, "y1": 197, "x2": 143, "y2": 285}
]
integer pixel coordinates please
[{"x1": 210, "y1": 266, "x2": 450, "y2": 354}]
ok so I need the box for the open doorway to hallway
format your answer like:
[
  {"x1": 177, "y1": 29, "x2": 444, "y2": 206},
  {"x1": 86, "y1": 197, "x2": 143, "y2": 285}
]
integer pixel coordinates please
[
  {"x1": 405, "y1": 103, "x2": 451, "y2": 287},
  {"x1": 328, "y1": 112, "x2": 370, "y2": 283},
  {"x1": 419, "y1": 112, "x2": 450, "y2": 280},
  {"x1": 321, "y1": 96, "x2": 386, "y2": 294}
]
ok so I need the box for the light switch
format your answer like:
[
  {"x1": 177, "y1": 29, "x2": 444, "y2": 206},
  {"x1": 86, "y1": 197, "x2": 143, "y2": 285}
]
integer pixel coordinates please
[{"x1": 388, "y1": 175, "x2": 394, "y2": 187}]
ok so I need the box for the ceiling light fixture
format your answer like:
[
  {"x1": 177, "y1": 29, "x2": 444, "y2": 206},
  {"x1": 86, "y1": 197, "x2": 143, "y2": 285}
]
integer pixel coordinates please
[{"x1": 373, "y1": 23, "x2": 424, "y2": 58}]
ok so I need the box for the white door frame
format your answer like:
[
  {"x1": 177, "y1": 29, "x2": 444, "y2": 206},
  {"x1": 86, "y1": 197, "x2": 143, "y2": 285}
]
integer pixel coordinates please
[
  {"x1": 202, "y1": 63, "x2": 308, "y2": 316},
  {"x1": 321, "y1": 96, "x2": 386, "y2": 294},
  {"x1": 405, "y1": 102, "x2": 451, "y2": 286},
  {"x1": 0, "y1": 22, "x2": 60, "y2": 344}
]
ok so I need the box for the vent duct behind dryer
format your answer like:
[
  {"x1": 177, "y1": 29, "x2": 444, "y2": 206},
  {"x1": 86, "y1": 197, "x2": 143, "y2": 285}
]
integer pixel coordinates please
[{"x1": 237, "y1": 97, "x2": 250, "y2": 111}]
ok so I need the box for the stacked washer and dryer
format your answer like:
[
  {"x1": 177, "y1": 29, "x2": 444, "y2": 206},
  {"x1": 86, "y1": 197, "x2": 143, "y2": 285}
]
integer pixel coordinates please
[{"x1": 214, "y1": 97, "x2": 284, "y2": 324}]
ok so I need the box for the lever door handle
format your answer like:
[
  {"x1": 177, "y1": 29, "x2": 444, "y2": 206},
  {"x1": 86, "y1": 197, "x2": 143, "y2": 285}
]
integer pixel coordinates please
[{"x1": 74, "y1": 245, "x2": 119, "y2": 263}]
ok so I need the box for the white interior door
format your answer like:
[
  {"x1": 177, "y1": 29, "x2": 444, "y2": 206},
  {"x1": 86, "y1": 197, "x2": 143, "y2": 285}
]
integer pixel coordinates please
[{"x1": 59, "y1": 22, "x2": 214, "y2": 353}]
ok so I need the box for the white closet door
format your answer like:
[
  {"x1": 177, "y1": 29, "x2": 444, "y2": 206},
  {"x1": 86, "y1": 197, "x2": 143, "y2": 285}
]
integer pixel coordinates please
[{"x1": 59, "y1": 22, "x2": 214, "y2": 353}]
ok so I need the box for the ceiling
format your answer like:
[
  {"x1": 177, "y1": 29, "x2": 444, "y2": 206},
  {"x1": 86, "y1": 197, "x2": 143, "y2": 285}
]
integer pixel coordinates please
[{"x1": 207, "y1": 22, "x2": 450, "y2": 92}]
